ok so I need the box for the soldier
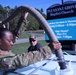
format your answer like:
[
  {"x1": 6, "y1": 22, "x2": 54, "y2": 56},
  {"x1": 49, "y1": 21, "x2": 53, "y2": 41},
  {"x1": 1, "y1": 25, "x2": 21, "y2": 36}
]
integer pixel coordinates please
[{"x1": 0, "y1": 28, "x2": 62, "y2": 74}]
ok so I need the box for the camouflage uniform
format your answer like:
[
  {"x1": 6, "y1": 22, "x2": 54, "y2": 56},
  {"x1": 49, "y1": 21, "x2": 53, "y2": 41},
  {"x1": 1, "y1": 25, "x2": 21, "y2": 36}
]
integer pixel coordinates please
[
  {"x1": 0, "y1": 50, "x2": 15, "y2": 75},
  {"x1": 0, "y1": 45, "x2": 52, "y2": 71}
]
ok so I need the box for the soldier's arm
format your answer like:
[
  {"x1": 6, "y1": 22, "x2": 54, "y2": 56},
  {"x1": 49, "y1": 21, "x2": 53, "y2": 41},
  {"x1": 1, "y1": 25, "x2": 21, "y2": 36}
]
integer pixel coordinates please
[
  {"x1": 0, "y1": 42, "x2": 61, "y2": 70},
  {"x1": 11, "y1": 45, "x2": 52, "y2": 69}
]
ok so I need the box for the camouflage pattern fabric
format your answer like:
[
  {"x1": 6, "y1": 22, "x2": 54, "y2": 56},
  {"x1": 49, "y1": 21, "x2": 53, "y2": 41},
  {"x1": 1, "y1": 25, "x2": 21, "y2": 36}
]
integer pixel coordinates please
[{"x1": 0, "y1": 45, "x2": 52, "y2": 70}]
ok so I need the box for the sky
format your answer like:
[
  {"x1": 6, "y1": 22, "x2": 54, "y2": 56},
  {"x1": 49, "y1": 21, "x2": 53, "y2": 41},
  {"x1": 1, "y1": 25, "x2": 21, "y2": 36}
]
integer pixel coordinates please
[{"x1": 0, "y1": 0, "x2": 76, "y2": 14}]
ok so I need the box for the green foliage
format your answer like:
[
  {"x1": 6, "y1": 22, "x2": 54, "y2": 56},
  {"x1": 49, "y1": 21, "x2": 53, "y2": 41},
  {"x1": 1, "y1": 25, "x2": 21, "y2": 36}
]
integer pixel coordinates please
[
  {"x1": 0, "y1": 5, "x2": 6, "y2": 14},
  {"x1": 26, "y1": 14, "x2": 40, "y2": 30},
  {"x1": 0, "y1": 5, "x2": 46, "y2": 31},
  {"x1": 9, "y1": 13, "x2": 21, "y2": 31},
  {"x1": 0, "y1": 5, "x2": 6, "y2": 20}
]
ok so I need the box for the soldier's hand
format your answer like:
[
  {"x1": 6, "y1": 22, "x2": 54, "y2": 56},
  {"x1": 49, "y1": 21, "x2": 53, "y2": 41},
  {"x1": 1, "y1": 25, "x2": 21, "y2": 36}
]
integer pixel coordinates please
[{"x1": 51, "y1": 41, "x2": 62, "y2": 50}]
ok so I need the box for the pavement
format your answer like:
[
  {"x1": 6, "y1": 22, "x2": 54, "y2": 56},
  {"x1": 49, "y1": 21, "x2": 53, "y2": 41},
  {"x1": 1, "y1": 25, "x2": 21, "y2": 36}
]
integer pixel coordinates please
[
  {"x1": 14, "y1": 31, "x2": 46, "y2": 44},
  {"x1": 15, "y1": 36, "x2": 45, "y2": 44}
]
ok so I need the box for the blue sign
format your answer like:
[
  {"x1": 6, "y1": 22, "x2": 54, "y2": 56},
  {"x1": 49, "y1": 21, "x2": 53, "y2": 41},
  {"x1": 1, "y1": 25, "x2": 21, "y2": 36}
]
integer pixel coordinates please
[
  {"x1": 47, "y1": 1, "x2": 76, "y2": 20},
  {"x1": 46, "y1": 17, "x2": 76, "y2": 41}
]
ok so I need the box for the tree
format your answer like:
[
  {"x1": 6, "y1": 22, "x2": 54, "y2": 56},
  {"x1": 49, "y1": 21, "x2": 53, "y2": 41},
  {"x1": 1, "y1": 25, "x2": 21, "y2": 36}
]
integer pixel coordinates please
[
  {"x1": 40, "y1": 8, "x2": 44, "y2": 14},
  {"x1": 0, "y1": 4, "x2": 47, "y2": 30},
  {"x1": 0, "y1": 5, "x2": 6, "y2": 20}
]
